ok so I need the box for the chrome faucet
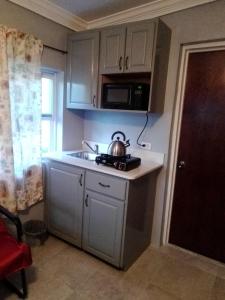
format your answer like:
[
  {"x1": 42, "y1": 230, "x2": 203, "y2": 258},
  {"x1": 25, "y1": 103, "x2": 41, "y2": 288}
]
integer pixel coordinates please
[{"x1": 82, "y1": 140, "x2": 99, "y2": 154}]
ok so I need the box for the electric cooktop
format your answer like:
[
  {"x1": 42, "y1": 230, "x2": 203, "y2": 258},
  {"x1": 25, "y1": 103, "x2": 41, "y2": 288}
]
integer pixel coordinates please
[{"x1": 95, "y1": 154, "x2": 141, "y2": 171}]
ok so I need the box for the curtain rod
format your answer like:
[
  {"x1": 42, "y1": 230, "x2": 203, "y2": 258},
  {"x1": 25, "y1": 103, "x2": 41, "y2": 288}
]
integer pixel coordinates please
[{"x1": 44, "y1": 44, "x2": 68, "y2": 55}]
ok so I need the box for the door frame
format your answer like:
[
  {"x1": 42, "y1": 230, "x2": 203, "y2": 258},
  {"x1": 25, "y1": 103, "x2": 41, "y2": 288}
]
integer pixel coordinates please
[{"x1": 162, "y1": 40, "x2": 225, "y2": 245}]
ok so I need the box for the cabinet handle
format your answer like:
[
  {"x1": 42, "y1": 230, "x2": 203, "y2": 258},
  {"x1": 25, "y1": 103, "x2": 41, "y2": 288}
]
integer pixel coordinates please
[
  {"x1": 119, "y1": 56, "x2": 123, "y2": 70},
  {"x1": 85, "y1": 194, "x2": 88, "y2": 207},
  {"x1": 98, "y1": 182, "x2": 111, "y2": 188},
  {"x1": 92, "y1": 95, "x2": 96, "y2": 107},
  {"x1": 79, "y1": 174, "x2": 83, "y2": 186},
  {"x1": 125, "y1": 56, "x2": 129, "y2": 70}
]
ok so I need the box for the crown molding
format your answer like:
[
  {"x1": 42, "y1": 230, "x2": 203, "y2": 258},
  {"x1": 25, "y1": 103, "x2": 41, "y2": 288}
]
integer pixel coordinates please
[
  {"x1": 8, "y1": 0, "x2": 87, "y2": 31},
  {"x1": 87, "y1": 0, "x2": 216, "y2": 29},
  {"x1": 9, "y1": 0, "x2": 216, "y2": 32}
]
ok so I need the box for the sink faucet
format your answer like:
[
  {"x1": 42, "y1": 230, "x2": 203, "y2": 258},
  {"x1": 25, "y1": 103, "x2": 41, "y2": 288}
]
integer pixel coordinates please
[{"x1": 82, "y1": 140, "x2": 99, "y2": 154}]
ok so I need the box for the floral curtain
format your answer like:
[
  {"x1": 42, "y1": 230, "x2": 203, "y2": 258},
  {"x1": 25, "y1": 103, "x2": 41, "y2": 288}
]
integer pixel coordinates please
[{"x1": 0, "y1": 25, "x2": 43, "y2": 212}]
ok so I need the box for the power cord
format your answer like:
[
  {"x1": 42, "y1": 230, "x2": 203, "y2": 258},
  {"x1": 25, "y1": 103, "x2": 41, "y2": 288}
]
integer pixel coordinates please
[{"x1": 136, "y1": 111, "x2": 149, "y2": 147}]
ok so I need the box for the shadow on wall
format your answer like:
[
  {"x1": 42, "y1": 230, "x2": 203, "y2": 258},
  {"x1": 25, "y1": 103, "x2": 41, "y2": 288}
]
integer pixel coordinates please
[{"x1": 84, "y1": 111, "x2": 160, "y2": 146}]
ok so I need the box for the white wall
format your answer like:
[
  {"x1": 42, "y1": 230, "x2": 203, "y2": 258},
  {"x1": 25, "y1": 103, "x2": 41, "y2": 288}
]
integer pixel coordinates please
[{"x1": 84, "y1": 111, "x2": 161, "y2": 150}]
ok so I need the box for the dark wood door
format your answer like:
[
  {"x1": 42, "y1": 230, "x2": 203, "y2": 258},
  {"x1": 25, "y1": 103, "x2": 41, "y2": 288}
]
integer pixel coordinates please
[{"x1": 169, "y1": 50, "x2": 225, "y2": 263}]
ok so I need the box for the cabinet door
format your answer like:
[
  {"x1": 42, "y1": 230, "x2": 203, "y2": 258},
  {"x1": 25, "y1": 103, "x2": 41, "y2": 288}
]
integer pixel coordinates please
[
  {"x1": 100, "y1": 26, "x2": 126, "y2": 74},
  {"x1": 46, "y1": 162, "x2": 84, "y2": 247},
  {"x1": 82, "y1": 191, "x2": 124, "y2": 267},
  {"x1": 67, "y1": 31, "x2": 99, "y2": 109},
  {"x1": 125, "y1": 21, "x2": 155, "y2": 73}
]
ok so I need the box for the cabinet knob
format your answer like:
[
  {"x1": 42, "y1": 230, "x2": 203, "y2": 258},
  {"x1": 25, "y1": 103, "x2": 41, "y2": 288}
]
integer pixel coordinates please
[
  {"x1": 125, "y1": 56, "x2": 129, "y2": 70},
  {"x1": 92, "y1": 95, "x2": 96, "y2": 107},
  {"x1": 79, "y1": 174, "x2": 83, "y2": 186},
  {"x1": 119, "y1": 56, "x2": 123, "y2": 70},
  {"x1": 85, "y1": 194, "x2": 88, "y2": 207}
]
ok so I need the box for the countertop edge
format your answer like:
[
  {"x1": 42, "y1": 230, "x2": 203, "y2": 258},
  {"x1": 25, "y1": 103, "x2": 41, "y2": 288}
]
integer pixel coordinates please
[{"x1": 43, "y1": 152, "x2": 163, "y2": 180}]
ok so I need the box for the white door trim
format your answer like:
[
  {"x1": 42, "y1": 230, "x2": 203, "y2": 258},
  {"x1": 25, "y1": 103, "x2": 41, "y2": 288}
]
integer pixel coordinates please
[{"x1": 162, "y1": 40, "x2": 225, "y2": 245}]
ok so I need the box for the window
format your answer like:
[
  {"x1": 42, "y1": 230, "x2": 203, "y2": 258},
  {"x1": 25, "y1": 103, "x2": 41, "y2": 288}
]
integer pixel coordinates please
[{"x1": 41, "y1": 70, "x2": 62, "y2": 153}]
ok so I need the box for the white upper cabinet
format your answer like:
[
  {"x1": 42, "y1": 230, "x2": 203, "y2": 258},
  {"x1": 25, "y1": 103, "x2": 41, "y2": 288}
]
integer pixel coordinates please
[
  {"x1": 66, "y1": 31, "x2": 99, "y2": 109},
  {"x1": 99, "y1": 21, "x2": 155, "y2": 74},
  {"x1": 66, "y1": 19, "x2": 171, "y2": 113},
  {"x1": 100, "y1": 26, "x2": 126, "y2": 74},
  {"x1": 125, "y1": 22, "x2": 155, "y2": 73}
]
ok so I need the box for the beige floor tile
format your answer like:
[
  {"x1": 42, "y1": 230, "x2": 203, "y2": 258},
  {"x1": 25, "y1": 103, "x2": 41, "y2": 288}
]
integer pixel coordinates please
[
  {"x1": 41, "y1": 246, "x2": 104, "y2": 290},
  {"x1": 185, "y1": 254, "x2": 225, "y2": 277},
  {"x1": 76, "y1": 272, "x2": 125, "y2": 300},
  {"x1": 1, "y1": 236, "x2": 225, "y2": 300},
  {"x1": 121, "y1": 248, "x2": 166, "y2": 287},
  {"x1": 31, "y1": 235, "x2": 68, "y2": 266},
  {"x1": 211, "y1": 277, "x2": 225, "y2": 300},
  {"x1": 140, "y1": 253, "x2": 216, "y2": 300},
  {"x1": 158, "y1": 245, "x2": 194, "y2": 262},
  {"x1": 28, "y1": 277, "x2": 74, "y2": 300},
  {"x1": 217, "y1": 265, "x2": 225, "y2": 280},
  {"x1": 163, "y1": 245, "x2": 225, "y2": 279},
  {"x1": 142, "y1": 284, "x2": 181, "y2": 300}
]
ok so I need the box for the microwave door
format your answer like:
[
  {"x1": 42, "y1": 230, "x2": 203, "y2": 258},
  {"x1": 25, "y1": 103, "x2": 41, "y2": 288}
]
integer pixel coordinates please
[{"x1": 103, "y1": 86, "x2": 132, "y2": 108}]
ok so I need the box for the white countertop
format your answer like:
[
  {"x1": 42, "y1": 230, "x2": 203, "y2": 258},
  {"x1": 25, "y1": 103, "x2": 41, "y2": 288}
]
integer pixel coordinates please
[{"x1": 44, "y1": 150, "x2": 164, "y2": 180}]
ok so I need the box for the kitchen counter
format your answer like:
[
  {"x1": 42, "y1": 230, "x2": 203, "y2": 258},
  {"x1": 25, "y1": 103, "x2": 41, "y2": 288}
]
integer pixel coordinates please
[
  {"x1": 44, "y1": 150, "x2": 164, "y2": 180},
  {"x1": 45, "y1": 148, "x2": 164, "y2": 268}
]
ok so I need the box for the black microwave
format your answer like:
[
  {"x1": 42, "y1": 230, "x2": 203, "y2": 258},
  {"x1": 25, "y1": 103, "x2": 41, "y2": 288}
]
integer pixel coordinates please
[{"x1": 102, "y1": 83, "x2": 150, "y2": 111}]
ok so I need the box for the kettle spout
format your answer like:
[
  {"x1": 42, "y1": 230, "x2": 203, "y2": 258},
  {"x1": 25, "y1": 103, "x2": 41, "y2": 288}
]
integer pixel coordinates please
[{"x1": 125, "y1": 140, "x2": 130, "y2": 148}]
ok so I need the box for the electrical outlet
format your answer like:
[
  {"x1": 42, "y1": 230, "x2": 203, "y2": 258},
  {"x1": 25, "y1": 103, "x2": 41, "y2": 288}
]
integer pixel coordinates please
[{"x1": 142, "y1": 142, "x2": 151, "y2": 150}]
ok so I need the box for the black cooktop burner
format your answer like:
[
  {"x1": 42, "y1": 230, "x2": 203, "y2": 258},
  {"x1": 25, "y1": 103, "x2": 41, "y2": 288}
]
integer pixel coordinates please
[{"x1": 95, "y1": 154, "x2": 141, "y2": 171}]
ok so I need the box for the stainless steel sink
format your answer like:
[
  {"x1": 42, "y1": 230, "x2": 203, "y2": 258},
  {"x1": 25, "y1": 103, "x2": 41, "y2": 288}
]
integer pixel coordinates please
[{"x1": 67, "y1": 151, "x2": 97, "y2": 161}]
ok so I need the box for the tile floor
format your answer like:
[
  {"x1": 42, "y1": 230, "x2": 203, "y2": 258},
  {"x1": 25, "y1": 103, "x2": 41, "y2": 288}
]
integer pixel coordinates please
[{"x1": 0, "y1": 235, "x2": 225, "y2": 299}]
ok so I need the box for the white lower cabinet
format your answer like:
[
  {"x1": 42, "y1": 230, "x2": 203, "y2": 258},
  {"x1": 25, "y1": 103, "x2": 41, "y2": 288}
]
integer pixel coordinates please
[
  {"x1": 82, "y1": 190, "x2": 124, "y2": 267},
  {"x1": 45, "y1": 160, "x2": 157, "y2": 269},
  {"x1": 45, "y1": 161, "x2": 84, "y2": 247}
]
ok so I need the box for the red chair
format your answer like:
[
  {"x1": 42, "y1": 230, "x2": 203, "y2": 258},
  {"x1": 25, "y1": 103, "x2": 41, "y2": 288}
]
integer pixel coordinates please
[{"x1": 0, "y1": 205, "x2": 32, "y2": 298}]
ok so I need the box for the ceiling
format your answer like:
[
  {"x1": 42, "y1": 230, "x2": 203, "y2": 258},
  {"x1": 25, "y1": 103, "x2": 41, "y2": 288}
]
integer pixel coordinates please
[
  {"x1": 9, "y1": 0, "x2": 216, "y2": 31},
  {"x1": 48, "y1": 0, "x2": 155, "y2": 21}
]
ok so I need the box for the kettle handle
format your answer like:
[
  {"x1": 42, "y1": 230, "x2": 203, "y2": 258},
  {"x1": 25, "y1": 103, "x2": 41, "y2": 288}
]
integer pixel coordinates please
[{"x1": 111, "y1": 131, "x2": 126, "y2": 141}]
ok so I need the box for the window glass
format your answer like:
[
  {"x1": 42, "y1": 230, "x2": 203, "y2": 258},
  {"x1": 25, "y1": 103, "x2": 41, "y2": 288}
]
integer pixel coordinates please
[
  {"x1": 41, "y1": 77, "x2": 53, "y2": 115},
  {"x1": 41, "y1": 70, "x2": 63, "y2": 154},
  {"x1": 41, "y1": 72, "x2": 56, "y2": 153},
  {"x1": 41, "y1": 119, "x2": 51, "y2": 153}
]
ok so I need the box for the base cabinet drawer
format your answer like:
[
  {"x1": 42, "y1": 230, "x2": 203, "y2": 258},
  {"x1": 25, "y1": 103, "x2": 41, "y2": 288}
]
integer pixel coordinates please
[
  {"x1": 85, "y1": 171, "x2": 127, "y2": 200},
  {"x1": 82, "y1": 190, "x2": 124, "y2": 267}
]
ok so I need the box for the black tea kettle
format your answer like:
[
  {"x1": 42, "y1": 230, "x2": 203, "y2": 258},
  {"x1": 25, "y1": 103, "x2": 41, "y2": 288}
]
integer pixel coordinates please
[{"x1": 108, "y1": 131, "x2": 130, "y2": 157}]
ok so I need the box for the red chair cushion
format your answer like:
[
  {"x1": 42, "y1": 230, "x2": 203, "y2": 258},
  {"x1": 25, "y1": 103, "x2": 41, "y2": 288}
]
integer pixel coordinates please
[
  {"x1": 0, "y1": 218, "x2": 32, "y2": 279},
  {"x1": 0, "y1": 218, "x2": 8, "y2": 234}
]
